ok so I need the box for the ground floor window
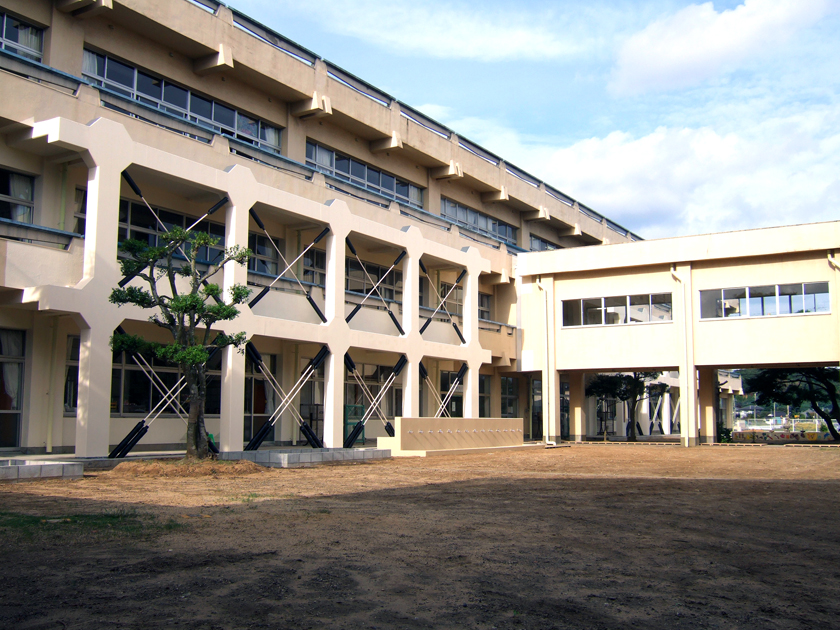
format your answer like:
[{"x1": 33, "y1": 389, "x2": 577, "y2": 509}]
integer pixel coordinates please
[
  {"x1": 501, "y1": 376, "x2": 519, "y2": 418},
  {"x1": 440, "y1": 370, "x2": 464, "y2": 418},
  {"x1": 0, "y1": 329, "x2": 24, "y2": 448},
  {"x1": 479, "y1": 374, "x2": 490, "y2": 418},
  {"x1": 244, "y1": 353, "x2": 278, "y2": 443}
]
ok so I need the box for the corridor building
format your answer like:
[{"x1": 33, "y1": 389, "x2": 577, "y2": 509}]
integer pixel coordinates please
[{"x1": 0, "y1": 0, "x2": 833, "y2": 456}]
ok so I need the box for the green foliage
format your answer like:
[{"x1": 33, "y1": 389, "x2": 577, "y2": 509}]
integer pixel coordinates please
[
  {"x1": 585, "y1": 371, "x2": 662, "y2": 403},
  {"x1": 744, "y1": 368, "x2": 840, "y2": 441},
  {"x1": 109, "y1": 222, "x2": 254, "y2": 457}
]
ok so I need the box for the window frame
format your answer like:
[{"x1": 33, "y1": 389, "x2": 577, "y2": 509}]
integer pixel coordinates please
[
  {"x1": 441, "y1": 197, "x2": 518, "y2": 247},
  {"x1": 699, "y1": 283, "x2": 831, "y2": 320},
  {"x1": 82, "y1": 49, "x2": 282, "y2": 155},
  {"x1": 562, "y1": 294, "x2": 673, "y2": 328},
  {"x1": 0, "y1": 12, "x2": 44, "y2": 62}
]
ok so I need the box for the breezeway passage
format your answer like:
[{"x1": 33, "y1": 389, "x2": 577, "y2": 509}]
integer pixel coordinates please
[{"x1": 2, "y1": 446, "x2": 839, "y2": 629}]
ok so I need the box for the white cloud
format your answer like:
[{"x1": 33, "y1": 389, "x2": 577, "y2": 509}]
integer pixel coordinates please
[
  {"x1": 421, "y1": 104, "x2": 840, "y2": 239},
  {"x1": 610, "y1": 0, "x2": 838, "y2": 96},
  {"x1": 239, "y1": 0, "x2": 610, "y2": 61}
]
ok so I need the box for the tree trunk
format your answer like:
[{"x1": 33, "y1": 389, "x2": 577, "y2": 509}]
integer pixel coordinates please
[
  {"x1": 810, "y1": 402, "x2": 840, "y2": 441},
  {"x1": 627, "y1": 398, "x2": 637, "y2": 442},
  {"x1": 185, "y1": 364, "x2": 210, "y2": 458}
]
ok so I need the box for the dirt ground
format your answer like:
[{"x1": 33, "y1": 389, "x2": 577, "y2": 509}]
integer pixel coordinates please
[{"x1": 2, "y1": 445, "x2": 840, "y2": 630}]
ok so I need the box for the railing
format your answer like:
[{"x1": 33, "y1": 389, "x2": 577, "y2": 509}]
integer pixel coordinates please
[
  {"x1": 229, "y1": 8, "x2": 317, "y2": 66},
  {"x1": 478, "y1": 318, "x2": 516, "y2": 336},
  {"x1": 458, "y1": 138, "x2": 501, "y2": 167},
  {"x1": 184, "y1": 0, "x2": 218, "y2": 13},
  {"x1": 228, "y1": 138, "x2": 314, "y2": 181},
  {"x1": 0, "y1": 218, "x2": 82, "y2": 249},
  {"x1": 399, "y1": 103, "x2": 452, "y2": 140},
  {"x1": 326, "y1": 66, "x2": 391, "y2": 107},
  {"x1": 98, "y1": 88, "x2": 216, "y2": 143},
  {"x1": 0, "y1": 48, "x2": 82, "y2": 94},
  {"x1": 506, "y1": 165, "x2": 540, "y2": 188}
]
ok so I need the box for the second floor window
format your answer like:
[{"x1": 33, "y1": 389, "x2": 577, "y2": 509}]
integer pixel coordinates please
[
  {"x1": 0, "y1": 168, "x2": 33, "y2": 223},
  {"x1": 441, "y1": 197, "x2": 518, "y2": 247},
  {"x1": 1, "y1": 12, "x2": 43, "y2": 62},
  {"x1": 306, "y1": 141, "x2": 423, "y2": 210},
  {"x1": 83, "y1": 50, "x2": 281, "y2": 154},
  {"x1": 530, "y1": 235, "x2": 559, "y2": 252}
]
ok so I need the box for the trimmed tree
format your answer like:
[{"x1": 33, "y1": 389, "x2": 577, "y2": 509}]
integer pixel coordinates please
[
  {"x1": 109, "y1": 225, "x2": 252, "y2": 459},
  {"x1": 586, "y1": 372, "x2": 664, "y2": 442},
  {"x1": 744, "y1": 368, "x2": 840, "y2": 441}
]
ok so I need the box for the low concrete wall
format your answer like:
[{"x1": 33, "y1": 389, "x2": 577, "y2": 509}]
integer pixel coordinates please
[
  {"x1": 0, "y1": 460, "x2": 83, "y2": 482},
  {"x1": 220, "y1": 448, "x2": 390, "y2": 468},
  {"x1": 379, "y1": 417, "x2": 526, "y2": 456}
]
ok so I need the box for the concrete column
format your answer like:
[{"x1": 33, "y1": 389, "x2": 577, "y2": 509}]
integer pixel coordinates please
[
  {"x1": 569, "y1": 371, "x2": 586, "y2": 442},
  {"x1": 724, "y1": 395, "x2": 735, "y2": 429},
  {"x1": 282, "y1": 348, "x2": 297, "y2": 445},
  {"x1": 401, "y1": 243, "x2": 420, "y2": 336},
  {"x1": 463, "y1": 362, "x2": 480, "y2": 418},
  {"x1": 698, "y1": 366, "x2": 717, "y2": 444},
  {"x1": 662, "y1": 391, "x2": 672, "y2": 435},
  {"x1": 323, "y1": 219, "x2": 347, "y2": 323},
  {"x1": 219, "y1": 345, "x2": 246, "y2": 451},
  {"x1": 402, "y1": 354, "x2": 421, "y2": 418},
  {"x1": 639, "y1": 389, "x2": 650, "y2": 435},
  {"x1": 322, "y1": 345, "x2": 346, "y2": 448},
  {"x1": 218, "y1": 168, "x2": 255, "y2": 451},
  {"x1": 463, "y1": 265, "x2": 478, "y2": 345},
  {"x1": 74, "y1": 324, "x2": 113, "y2": 457},
  {"x1": 673, "y1": 262, "x2": 699, "y2": 446}
]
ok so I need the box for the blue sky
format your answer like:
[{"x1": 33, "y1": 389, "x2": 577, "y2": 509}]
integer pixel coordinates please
[{"x1": 228, "y1": 0, "x2": 840, "y2": 239}]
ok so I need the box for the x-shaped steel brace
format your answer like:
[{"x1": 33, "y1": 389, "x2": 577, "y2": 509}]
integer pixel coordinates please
[
  {"x1": 418, "y1": 260, "x2": 467, "y2": 344},
  {"x1": 344, "y1": 354, "x2": 407, "y2": 448},
  {"x1": 247, "y1": 207, "x2": 330, "y2": 322},
  {"x1": 344, "y1": 237, "x2": 406, "y2": 335}
]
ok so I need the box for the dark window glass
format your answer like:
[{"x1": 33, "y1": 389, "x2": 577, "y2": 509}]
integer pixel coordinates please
[
  {"x1": 562, "y1": 300, "x2": 582, "y2": 327},
  {"x1": 136, "y1": 72, "x2": 162, "y2": 99},
  {"x1": 237, "y1": 112, "x2": 259, "y2": 138},
  {"x1": 366, "y1": 168, "x2": 380, "y2": 187},
  {"x1": 106, "y1": 58, "x2": 134, "y2": 88},
  {"x1": 130, "y1": 204, "x2": 158, "y2": 230},
  {"x1": 396, "y1": 180, "x2": 409, "y2": 199},
  {"x1": 213, "y1": 103, "x2": 235, "y2": 128},
  {"x1": 163, "y1": 83, "x2": 188, "y2": 109},
  {"x1": 700, "y1": 290, "x2": 721, "y2": 318},
  {"x1": 190, "y1": 93, "x2": 213, "y2": 119},
  {"x1": 306, "y1": 141, "x2": 316, "y2": 162},
  {"x1": 350, "y1": 160, "x2": 366, "y2": 180},
  {"x1": 335, "y1": 155, "x2": 350, "y2": 175},
  {"x1": 380, "y1": 173, "x2": 395, "y2": 193}
]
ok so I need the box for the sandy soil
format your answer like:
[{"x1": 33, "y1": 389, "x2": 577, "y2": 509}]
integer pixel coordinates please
[{"x1": 1, "y1": 445, "x2": 839, "y2": 630}]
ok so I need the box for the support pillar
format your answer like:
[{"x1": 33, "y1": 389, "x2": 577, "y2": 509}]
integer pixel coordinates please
[
  {"x1": 569, "y1": 371, "x2": 586, "y2": 442},
  {"x1": 75, "y1": 324, "x2": 113, "y2": 457},
  {"x1": 662, "y1": 391, "x2": 672, "y2": 435},
  {"x1": 219, "y1": 345, "x2": 245, "y2": 451},
  {"x1": 322, "y1": 347, "x2": 346, "y2": 448},
  {"x1": 698, "y1": 366, "x2": 717, "y2": 444},
  {"x1": 463, "y1": 362, "x2": 480, "y2": 418},
  {"x1": 402, "y1": 355, "x2": 421, "y2": 418}
]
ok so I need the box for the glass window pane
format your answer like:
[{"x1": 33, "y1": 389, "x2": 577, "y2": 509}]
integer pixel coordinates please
[
  {"x1": 335, "y1": 155, "x2": 350, "y2": 175},
  {"x1": 395, "y1": 180, "x2": 409, "y2": 199},
  {"x1": 123, "y1": 370, "x2": 151, "y2": 414},
  {"x1": 316, "y1": 145, "x2": 333, "y2": 169},
  {"x1": 0, "y1": 330, "x2": 24, "y2": 357},
  {"x1": 366, "y1": 168, "x2": 380, "y2": 187},
  {"x1": 651, "y1": 294, "x2": 672, "y2": 321},
  {"x1": 163, "y1": 82, "x2": 188, "y2": 109},
  {"x1": 190, "y1": 93, "x2": 213, "y2": 119},
  {"x1": 130, "y1": 204, "x2": 158, "y2": 230},
  {"x1": 350, "y1": 160, "x2": 366, "y2": 181},
  {"x1": 6, "y1": 19, "x2": 43, "y2": 53},
  {"x1": 380, "y1": 173, "x2": 395, "y2": 193},
  {"x1": 105, "y1": 57, "x2": 135, "y2": 88},
  {"x1": 213, "y1": 102, "x2": 235, "y2": 128},
  {"x1": 582, "y1": 298, "x2": 602, "y2": 326},
  {"x1": 237, "y1": 112, "x2": 259, "y2": 137},
  {"x1": 83, "y1": 49, "x2": 104, "y2": 77},
  {"x1": 563, "y1": 299, "x2": 581, "y2": 326},
  {"x1": 629, "y1": 295, "x2": 650, "y2": 323},
  {"x1": 748, "y1": 285, "x2": 776, "y2": 317},
  {"x1": 700, "y1": 290, "x2": 721, "y2": 318},
  {"x1": 137, "y1": 72, "x2": 162, "y2": 99},
  {"x1": 305, "y1": 141, "x2": 316, "y2": 163},
  {"x1": 805, "y1": 282, "x2": 830, "y2": 313},
  {"x1": 778, "y1": 283, "x2": 803, "y2": 314},
  {"x1": 722, "y1": 288, "x2": 746, "y2": 318},
  {"x1": 604, "y1": 296, "x2": 627, "y2": 325}
]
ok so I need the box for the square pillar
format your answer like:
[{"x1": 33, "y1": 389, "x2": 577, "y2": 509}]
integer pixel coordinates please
[
  {"x1": 322, "y1": 350, "x2": 344, "y2": 448},
  {"x1": 662, "y1": 391, "x2": 672, "y2": 435},
  {"x1": 698, "y1": 367, "x2": 717, "y2": 444},
  {"x1": 463, "y1": 362, "x2": 480, "y2": 418},
  {"x1": 402, "y1": 356, "x2": 421, "y2": 418},
  {"x1": 75, "y1": 325, "x2": 113, "y2": 457},
  {"x1": 569, "y1": 371, "x2": 586, "y2": 442},
  {"x1": 219, "y1": 345, "x2": 246, "y2": 451}
]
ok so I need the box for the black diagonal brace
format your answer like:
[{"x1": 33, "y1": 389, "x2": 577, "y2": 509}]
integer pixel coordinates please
[
  {"x1": 244, "y1": 345, "x2": 329, "y2": 451},
  {"x1": 418, "y1": 260, "x2": 467, "y2": 344},
  {"x1": 344, "y1": 354, "x2": 406, "y2": 448},
  {"x1": 344, "y1": 237, "x2": 406, "y2": 335},
  {"x1": 247, "y1": 207, "x2": 329, "y2": 323},
  {"x1": 436, "y1": 362, "x2": 468, "y2": 418}
]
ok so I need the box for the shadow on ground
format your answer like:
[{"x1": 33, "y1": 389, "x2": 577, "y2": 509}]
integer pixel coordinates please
[{"x1": 1, "y1": 476, "x2": 838, "y2": 630}]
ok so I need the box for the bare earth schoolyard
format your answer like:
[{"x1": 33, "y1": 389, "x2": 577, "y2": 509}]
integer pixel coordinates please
[{"x1": 2, "y1": 446, "x2": 839, "y2": 630}]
